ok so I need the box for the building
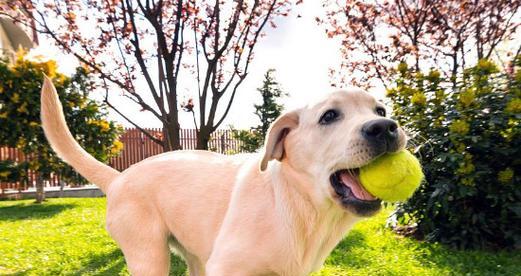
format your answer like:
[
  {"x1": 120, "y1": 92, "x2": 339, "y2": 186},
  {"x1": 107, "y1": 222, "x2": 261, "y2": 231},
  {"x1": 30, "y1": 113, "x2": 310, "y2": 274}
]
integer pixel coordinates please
[{"x1": 0, "y1": 11, "x2": 37, "y2": 61}]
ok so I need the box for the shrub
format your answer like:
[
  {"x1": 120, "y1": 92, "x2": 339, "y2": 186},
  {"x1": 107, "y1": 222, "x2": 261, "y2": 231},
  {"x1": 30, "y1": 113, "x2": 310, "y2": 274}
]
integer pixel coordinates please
[
  {"x1": 387, "y1": 57, "x2": 521, "y2": 250},
  {"x1": 0, "y1": 160, "x2": 22, "y2": 183},
  {"x1": 0, "y1": 52, "x2": 123, "y2": 193}
]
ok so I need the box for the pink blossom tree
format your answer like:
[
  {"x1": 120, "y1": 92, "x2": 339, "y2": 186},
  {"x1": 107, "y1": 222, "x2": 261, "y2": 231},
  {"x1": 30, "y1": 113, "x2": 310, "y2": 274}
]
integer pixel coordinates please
[
  {"x1": 320, "y1": 0, "x2": 520, "y2": 89},
  {"x1": 2, "y1": 0, "x2": 293, "y2": 150}
]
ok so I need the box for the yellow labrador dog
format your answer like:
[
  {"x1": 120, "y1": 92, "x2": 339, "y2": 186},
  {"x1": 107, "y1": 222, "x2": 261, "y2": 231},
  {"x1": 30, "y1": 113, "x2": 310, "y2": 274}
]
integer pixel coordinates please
[{"x1": 41, "y1": 76, "x2": 406, "y2": 276}]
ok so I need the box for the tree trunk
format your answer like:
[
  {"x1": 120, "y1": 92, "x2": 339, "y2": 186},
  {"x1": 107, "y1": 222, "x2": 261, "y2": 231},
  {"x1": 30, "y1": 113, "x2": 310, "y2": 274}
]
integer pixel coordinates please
[
  {"x1": 163, "y1": 121, "x2": 182, "y2": 151},
  {"x1": 196, "y1": 126, "x2": 211, "y2": 150},
  {"x1": 35, "y1": 173, "x2": 45, "y2": 204},
  {"x1": 59, "y1": 178, "x2": 64, "y2": 198}
]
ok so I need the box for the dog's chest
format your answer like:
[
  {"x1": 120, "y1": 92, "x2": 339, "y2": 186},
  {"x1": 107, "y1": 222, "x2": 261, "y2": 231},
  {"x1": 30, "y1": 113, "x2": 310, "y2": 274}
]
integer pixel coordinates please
[{"x1": 290, "y1": 213, "x2": 356, "y2": 275}]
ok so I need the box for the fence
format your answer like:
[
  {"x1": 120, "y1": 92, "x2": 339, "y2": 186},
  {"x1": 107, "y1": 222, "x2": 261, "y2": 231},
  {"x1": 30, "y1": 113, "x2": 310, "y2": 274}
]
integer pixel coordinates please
[
  {"x1": 109, "y1": 128, "x2": 245, "y2": 171},
  {"x1": 0, "y1": 147, "x2": 63, "y2": 192},
  {"x1": 1, "y1": 128, "x2": 245, "y2": 193}
]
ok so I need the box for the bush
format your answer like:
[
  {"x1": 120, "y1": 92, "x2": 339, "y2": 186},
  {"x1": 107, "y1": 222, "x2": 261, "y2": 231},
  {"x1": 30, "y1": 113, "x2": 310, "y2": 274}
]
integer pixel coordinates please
[
  {"x1": 0, "y1": 160, "x2": 23, "y2": 183},
  {"x1": 387, "y1": 57, "x2": 521, "y2": 250},
  {"x1": 0, "y1": 52, "x2": 123, "y2": 188}
]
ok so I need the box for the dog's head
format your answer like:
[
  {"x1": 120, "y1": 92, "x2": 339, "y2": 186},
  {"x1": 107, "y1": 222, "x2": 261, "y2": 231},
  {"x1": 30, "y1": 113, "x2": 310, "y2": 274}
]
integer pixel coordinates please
[{"x1": 260, "y1": 90, "x2": 407, "y2": 217}]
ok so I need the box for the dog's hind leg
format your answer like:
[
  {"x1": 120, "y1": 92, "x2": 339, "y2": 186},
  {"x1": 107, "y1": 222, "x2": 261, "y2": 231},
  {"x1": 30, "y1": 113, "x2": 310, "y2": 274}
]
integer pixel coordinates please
[
  {"x1": 169, "y1": 236, "x2": 205, "y2": 276},
  {"x1": 107, "y1": 207, "x2": 171, "y2": 276}
]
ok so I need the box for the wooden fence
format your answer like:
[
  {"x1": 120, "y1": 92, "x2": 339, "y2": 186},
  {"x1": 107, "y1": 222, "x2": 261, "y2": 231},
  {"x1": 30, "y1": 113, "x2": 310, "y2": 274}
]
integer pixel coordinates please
[
  {"x1": 109, "y1": 128, "x2": 245, "y2": 171},
  {"x1": 1, "y1": 128, "x2": 245, "y2": 193}
]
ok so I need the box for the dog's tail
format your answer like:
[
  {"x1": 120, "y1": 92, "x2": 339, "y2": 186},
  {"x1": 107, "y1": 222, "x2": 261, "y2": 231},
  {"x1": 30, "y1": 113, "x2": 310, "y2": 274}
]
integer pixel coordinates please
[{"x1": 40, "y1": 76, "x2": 120, "y2": 193}]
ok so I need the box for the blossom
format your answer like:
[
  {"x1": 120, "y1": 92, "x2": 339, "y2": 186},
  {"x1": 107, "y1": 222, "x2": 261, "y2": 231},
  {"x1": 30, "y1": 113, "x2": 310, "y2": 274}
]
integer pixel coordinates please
[
  {"x1": 476, "y1": 59, "x2": 498, "y2": 74},
  {"x1": 397, "y1": 62, "x2": 408, "y2": 74},
  {"x1": 450, "y1": 120, "x2": 470, "y2": 135},
  {"x1": 110, "y1": 140, "x2": 124, "y2": 155},
  {"x1": 506, "y1": 98, "x2": 521, "y2": 113},
  {"x1": 427, "y1": 70, "x2": 441, "y2": 81},
  {"x1": 457, "y1": 162, "x2": 475, "y2": 175},
  {"x1": 0, "y1": 171, "x2": 11, "y2": 178},
  {"x1": 411, "y1": 92, "x2": 427, "y2": 106},
  {"x1": 459, "y1": 89, "x2": 475, "y2": 107},
  {"x1": 11, "y1": 93, "x2": 20, "y2": 103},
  {"x1": 498, "y1": 168, "x2": 514, "y2": 184},
  {"x1": 461, "y1": 177, "x2": 474, "y2": 186}
]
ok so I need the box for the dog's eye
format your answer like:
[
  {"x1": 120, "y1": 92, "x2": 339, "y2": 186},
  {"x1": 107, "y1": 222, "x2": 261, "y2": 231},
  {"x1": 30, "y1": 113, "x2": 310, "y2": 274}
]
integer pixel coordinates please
[
  {"x1": 319, "y1": 109, "x2": 340, "y2": 125},
  {"x1": 376, "y1": 107, "x2": 386, "y2": 117}
]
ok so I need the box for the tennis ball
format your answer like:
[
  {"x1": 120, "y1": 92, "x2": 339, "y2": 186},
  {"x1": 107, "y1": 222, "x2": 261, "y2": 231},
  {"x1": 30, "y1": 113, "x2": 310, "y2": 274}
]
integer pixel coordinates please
[{"x1": 359, "y1": 150, "x2": 423, "y2": 202}]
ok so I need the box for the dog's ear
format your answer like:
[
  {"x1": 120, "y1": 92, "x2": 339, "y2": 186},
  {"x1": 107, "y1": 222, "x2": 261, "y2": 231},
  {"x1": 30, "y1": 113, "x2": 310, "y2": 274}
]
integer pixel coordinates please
[{"x1": 260, "y1": 110, "x2": 299, "y2": 171}]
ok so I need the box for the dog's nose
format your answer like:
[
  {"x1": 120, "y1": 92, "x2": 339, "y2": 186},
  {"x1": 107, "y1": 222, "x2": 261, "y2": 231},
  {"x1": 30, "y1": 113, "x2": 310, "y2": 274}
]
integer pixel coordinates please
[{"x1": 362, "y1": 119, "x2": 399, "y2": 148}]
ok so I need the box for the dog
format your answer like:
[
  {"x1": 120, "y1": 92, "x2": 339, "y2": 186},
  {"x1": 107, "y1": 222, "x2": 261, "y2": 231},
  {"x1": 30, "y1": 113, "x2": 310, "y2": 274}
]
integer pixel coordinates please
[{"x1": 40, "y1": 76, "x2": 406, "y2": 276}]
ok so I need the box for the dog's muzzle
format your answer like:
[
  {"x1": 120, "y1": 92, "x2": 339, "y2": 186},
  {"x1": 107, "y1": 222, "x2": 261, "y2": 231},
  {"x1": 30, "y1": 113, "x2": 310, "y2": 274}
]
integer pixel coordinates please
[{"x1": 362, "y1": 119, "x2": 400, "y2": 155}]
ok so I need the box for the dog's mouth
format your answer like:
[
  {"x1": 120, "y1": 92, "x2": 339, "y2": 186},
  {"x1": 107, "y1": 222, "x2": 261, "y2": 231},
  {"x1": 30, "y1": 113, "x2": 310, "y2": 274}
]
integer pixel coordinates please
[{"x1": 330, "y1": 169, "x2": 381, "y2": 217}]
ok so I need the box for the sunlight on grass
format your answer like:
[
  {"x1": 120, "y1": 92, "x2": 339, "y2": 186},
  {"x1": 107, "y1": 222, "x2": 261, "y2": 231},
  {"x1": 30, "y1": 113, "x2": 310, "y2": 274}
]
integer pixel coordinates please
[
  {"x1": 0, "y1": 198, "x2": 518, "y2": 275},
  {"x1": 0, "y1": 198, "x2": 186, "y2": 276}
]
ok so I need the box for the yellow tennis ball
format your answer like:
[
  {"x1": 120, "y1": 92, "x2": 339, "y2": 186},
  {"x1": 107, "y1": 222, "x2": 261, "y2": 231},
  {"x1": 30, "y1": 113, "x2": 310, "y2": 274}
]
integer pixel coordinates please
[{"x1": 359, "y1": 150, "x2": 423, "y2": 202}]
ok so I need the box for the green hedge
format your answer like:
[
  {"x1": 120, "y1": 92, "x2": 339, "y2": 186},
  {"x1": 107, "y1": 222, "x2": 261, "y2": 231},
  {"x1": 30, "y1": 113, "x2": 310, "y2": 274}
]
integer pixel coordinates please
[{"x1": 387, "y1": 57, "x2": 521, "y2": 249}]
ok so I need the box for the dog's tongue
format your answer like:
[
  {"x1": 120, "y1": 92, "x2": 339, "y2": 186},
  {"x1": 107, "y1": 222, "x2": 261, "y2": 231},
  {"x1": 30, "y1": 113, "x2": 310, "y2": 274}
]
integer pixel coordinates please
[{"x1": 339, "y1": 171, "x2": 376, "y2": 201}]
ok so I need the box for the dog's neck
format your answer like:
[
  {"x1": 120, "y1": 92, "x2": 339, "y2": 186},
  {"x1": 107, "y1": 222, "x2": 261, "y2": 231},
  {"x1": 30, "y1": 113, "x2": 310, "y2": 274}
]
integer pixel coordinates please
[{"x1": 270, "y1": 161, "x2": 359, "y2": 274}]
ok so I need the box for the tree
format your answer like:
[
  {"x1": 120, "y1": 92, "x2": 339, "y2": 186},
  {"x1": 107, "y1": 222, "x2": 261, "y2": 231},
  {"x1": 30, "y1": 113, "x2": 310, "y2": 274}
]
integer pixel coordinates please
[
  {"x1": 0, "y1": 52, "x2": 123, "y2": 203},
  {"x1": 320, "y1": 0, "x2": 521, "y2": 89},
  {"x1": 233, "y1": 68, "x2": 286, "y2": 152},
  {"x1": 387, "y1": 57, "x2": 521, "y2": 249},
  {"x1": 1, "y1": 0, "x2": 294, "y2": 151}
]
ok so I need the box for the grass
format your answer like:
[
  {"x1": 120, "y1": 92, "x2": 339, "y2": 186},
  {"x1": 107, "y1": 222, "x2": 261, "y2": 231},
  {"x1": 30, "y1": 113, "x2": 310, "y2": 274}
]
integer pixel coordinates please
[{"x1": 0, "y1": 198, "x2": 519, "y2": 275}]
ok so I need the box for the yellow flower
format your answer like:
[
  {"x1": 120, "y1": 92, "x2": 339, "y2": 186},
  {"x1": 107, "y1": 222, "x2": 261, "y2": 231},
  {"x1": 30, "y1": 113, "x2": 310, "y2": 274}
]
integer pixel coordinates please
[
  {"x1": 411, "y1": 92, "x2": 427, "y2": 106},
  {"x1": 498, "y1": 168, "x2": 514, "y2": 184},
  {"x1": 17, "y1": 102, "x2": 28, "y2": 114},
  {"x1": 11, "y1": 93, "x2": 20, "y2": 103},
  {"x1": 0, "y1": 171, "x2": 11, "y2": 178},
  {"x1": 461, "y1": 177, "x2": 474, "y2": 186},
  {"x1": 397, "y1": 62, "x2": 408, "y2": 74},
  {"x1": 450, "y1": 120, "x2": 470, "y2": 135},
  {"x1": 457, "y1": 162, "x2": 475, "y2": 175},
  {"x1": 99, "y1": 121, "x2": 110, "y2": 132},
  {"x1": 386, "y1": 88, "x2": 396, "y2": 96},
  {"x1": 15, "y1": 47, "x2": 27, "y2": 61},
  {"x1": 459, "y1": 89, "x2": 476, "y2": 107},
  {"x1": 43, "y1": 60, "x2": 58, "y2": 78},
  {"x1": 464, "y1": 153, "x2": 473, "y2": 161},
  {"x1": 16, "y1": 138, "x2": 26, "y2": 148},
  {"x1": 110, "y1": 140, "x2": 124, "y2": 155},
  {"x1": 456, "y1": 143, "x2": 466, "y2": 153},
  {"x1": 476, "y1": 59, "x2": 498, "y2": 73},
  {"x1": 0, "y1": 112, "x2": 7, "y2": 119},
  {"x1": 0, "y1": 86, "x2": 3, "y2": 94},
  {"x1": 506, "y1": 98, "x2": 521, "y2": 113},
  {"x1": 428, "y1": 70, "x2": 441, "y2": 80},
  {"x1": 29, "y1": 121, "x2": 39, "y2": 127}
]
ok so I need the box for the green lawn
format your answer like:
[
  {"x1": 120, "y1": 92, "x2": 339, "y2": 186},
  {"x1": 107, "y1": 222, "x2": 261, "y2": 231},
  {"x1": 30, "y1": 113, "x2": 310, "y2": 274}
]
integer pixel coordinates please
[{"x1": 0, "y1": 198, "x2": 518, "y2": 275}]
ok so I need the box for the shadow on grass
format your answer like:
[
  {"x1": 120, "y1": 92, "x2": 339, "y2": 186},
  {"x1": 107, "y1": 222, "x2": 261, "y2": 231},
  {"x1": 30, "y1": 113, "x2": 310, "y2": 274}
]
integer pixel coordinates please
[
  {"x1": 0, "y1": 202, "x2": 76, "y2": 221},
  {"x1": 72, "y1": 249, "x2": 187, "y2": 276},
  {"x1": 413, "y1": 241, "x2": 521, "y2": 275},
  {"x1": 73, "y1": 249, "x2": 126, "y2": 275}
]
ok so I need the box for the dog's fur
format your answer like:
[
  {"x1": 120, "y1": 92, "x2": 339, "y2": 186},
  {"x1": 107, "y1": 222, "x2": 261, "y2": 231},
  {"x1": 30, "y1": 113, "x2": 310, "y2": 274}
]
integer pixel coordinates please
[{"x1": 40, "y1": 76, "x2": 406, "y2": 275}]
